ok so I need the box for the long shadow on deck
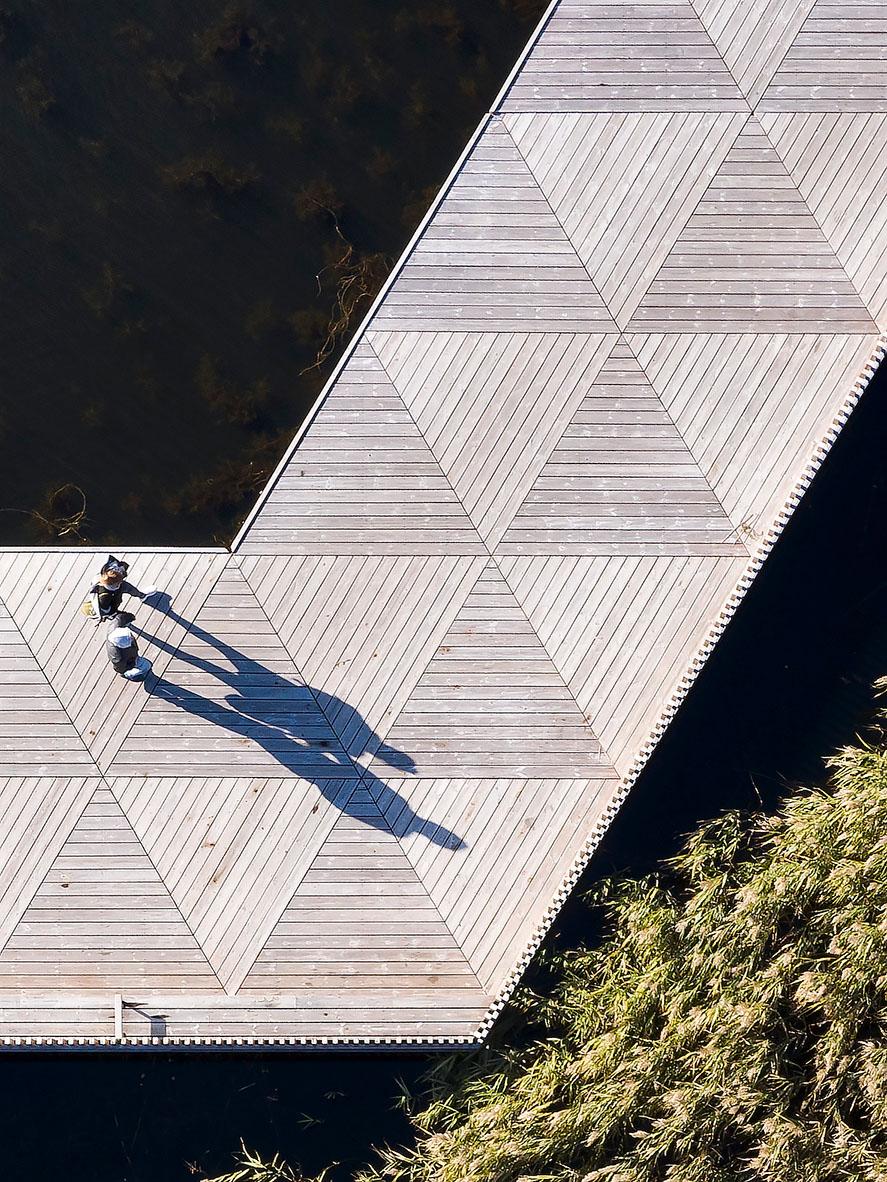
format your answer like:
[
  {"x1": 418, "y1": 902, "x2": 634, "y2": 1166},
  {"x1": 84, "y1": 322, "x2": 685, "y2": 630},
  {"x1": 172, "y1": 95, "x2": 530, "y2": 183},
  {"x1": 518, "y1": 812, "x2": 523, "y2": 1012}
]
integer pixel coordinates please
[{"x1": 131, "y1": 597, "x2": 463, "y2": 850}]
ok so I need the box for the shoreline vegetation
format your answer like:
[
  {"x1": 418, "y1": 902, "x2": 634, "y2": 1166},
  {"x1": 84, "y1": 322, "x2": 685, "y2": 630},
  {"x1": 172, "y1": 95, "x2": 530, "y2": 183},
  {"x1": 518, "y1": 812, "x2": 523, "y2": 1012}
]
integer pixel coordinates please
[{"x1": 208, "y1": 690, "x2": 887, "y2": 1182}]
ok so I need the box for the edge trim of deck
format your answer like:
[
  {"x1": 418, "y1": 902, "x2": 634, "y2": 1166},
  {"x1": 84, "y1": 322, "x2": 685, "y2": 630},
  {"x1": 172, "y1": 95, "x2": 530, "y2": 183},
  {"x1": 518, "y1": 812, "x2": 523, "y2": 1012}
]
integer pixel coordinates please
[
  {"x1": 472, "y1": 338, "x2": 887, "y2": 1043},
  {"x1": 228, "y1": 0, "x2": 562, "y2": 553},
  {"x1": 4, "y1": 0, "x2": 886, "y2": 1047},
  {"x1": 2, "y1": 339, "x2": 883, "y2": 1050}
]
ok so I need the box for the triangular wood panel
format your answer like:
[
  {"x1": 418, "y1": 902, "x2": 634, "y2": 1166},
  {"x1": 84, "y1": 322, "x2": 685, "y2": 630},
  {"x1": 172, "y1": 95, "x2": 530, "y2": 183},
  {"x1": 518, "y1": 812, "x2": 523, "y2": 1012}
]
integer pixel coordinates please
[
  {"x1": 497, "y1": 338, "x2": 745, "y2": 556},
  {"x1": 0, "y1": 777, "x2": 96, "y2": 950},
  {"x1": 499, "y1": 554, "x2": 748, "y2": 776},
  {"x1": 628, "y1": 118, "x2": 878, "y2": 332},
  {"x1": 0, "y1": 600, "x2": 94, "y2": 775},
  {"x1": 241, "y1": 786, "x2": 483, "y2": 995},
  {"x1": 692, "y1": 0, "x2": 816, "y2": 105},
  {"x1": 0, "y1": 550, "x2": 228, "y2": 770},
  {"x1": 371, "y1": 121, "x2": 617, "y2": 332},
  {"x1": 114, "y1": 774, "x2": 354, "y2": 992},
  {"x1": 237, "y1": 343, "x2": 485, "y2": 555},
  {"x1": 372, "y1": 330, "x2": 618, "y2": 545},
  {"x1": 238, "y1": 554, "x2": 485, "y2": 765},
  {"x1": 761, "y1": 112, "x2": 887, "y2": 329},
  {"x1": 505, "y1": 111, "x2": 746, "y2": 325},
  {"x1": 759, "y1": 1, "x2": 887, "y2": 111},
  {"x1": 111, "y1": 563, "x2": 355, "y2": 779},
  {"x1": 373, "y1": 562, "x2": 614, "y2": 778},
  {"x1": 498, "y1": 0, "x2": 748, "y2": 112},
  {"x1": 373, "y1": 775, "x2": 615, "y2": 991},
  {"x1": 630, "y1": 332, "x2": 879, "y2": 534},
  {"x1": 0, "y1": 786, "x2": 221, "y2": 992}
]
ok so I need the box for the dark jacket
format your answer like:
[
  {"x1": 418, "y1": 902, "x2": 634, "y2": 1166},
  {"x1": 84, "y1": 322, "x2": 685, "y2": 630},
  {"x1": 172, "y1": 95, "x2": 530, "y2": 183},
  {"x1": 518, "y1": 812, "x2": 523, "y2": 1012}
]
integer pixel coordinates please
[{"x1": 91, "y1": 579, "x2": 141, "y2": 619}]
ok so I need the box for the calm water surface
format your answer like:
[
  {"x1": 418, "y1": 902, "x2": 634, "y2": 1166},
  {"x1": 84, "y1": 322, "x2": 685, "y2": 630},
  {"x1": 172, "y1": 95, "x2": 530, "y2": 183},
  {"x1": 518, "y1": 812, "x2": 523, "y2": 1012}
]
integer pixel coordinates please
[
  {"x1": 2, "y1": 2, "x2": 886, "y2": 1179},
  {"x1": 0, "y1": 0, "x2": 544, "y2": 545}
]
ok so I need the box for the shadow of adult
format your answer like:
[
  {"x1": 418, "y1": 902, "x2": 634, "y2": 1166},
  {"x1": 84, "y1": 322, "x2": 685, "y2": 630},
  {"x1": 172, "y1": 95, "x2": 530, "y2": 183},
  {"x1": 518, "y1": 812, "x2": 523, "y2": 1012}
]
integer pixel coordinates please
[{"x1": 132, "y1": 595, "x2": 463, "y2": 850}]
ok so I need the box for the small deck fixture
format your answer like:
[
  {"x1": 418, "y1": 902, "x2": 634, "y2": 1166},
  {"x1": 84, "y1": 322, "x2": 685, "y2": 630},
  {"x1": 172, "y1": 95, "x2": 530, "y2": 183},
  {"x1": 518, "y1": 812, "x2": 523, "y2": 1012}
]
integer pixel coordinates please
[{"x1": 0, "y1": 0, "x2": 885, "y2": 1045}]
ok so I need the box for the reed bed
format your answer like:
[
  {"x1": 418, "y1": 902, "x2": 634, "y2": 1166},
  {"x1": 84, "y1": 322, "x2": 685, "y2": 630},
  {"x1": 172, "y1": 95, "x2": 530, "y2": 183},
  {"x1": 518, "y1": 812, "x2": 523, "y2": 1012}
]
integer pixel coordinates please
[{"x1": 211, "y1": 699, "x2": 887, "y2": 1182}]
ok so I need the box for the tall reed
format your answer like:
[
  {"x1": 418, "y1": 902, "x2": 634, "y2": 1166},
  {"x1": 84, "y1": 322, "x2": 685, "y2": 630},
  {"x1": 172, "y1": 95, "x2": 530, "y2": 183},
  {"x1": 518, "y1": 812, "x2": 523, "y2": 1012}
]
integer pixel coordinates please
[{"x1": 211, "y1": 701, "x2": 887, "y2": 1182}]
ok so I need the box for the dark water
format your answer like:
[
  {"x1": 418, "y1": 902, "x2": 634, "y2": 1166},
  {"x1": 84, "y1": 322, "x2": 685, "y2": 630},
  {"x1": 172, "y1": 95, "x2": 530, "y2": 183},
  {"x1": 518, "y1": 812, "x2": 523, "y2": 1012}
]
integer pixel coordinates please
[
  {"x1": 0, "y1": 0, "x2": 544, "y2": 546},
  {"x1": 2, "y1": 360, "x2": 885, "y2": 1181}
]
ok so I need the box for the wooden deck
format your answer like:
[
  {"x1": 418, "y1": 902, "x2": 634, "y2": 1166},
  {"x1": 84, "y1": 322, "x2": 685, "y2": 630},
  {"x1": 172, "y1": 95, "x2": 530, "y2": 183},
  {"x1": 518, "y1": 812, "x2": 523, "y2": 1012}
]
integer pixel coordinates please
[{"x1": 1, "y1": 0, "x2": 886, "y2": 1045}]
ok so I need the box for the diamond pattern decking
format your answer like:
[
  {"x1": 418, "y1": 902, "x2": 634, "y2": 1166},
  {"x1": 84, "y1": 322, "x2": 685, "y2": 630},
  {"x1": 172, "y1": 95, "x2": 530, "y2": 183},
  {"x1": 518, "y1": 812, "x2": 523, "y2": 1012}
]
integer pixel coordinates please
[{"x1": 1, "y1": 0, "x2": 885, "y2": 1045}]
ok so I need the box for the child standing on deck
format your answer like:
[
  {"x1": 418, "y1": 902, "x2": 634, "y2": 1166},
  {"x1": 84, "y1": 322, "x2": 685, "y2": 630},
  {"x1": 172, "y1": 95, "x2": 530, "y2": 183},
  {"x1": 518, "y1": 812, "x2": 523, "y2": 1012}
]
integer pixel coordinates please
[{"x1": 105, "y1": 611, "x2": 152, "y2": 680}]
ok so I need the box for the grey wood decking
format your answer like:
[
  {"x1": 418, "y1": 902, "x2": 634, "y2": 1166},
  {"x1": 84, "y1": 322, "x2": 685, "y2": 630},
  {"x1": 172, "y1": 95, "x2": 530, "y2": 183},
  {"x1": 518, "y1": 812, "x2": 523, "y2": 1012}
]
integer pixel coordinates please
[{"x1": 0, "y1": 0, "x2": 885, "y2": 1045}]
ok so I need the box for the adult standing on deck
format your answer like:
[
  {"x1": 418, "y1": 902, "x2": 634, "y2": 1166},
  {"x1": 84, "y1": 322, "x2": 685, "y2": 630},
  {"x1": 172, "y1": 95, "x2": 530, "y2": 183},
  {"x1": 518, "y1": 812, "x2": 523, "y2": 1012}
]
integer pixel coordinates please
[{"x1": 86, "y1": 555, "x2": 156, "y2": 624}]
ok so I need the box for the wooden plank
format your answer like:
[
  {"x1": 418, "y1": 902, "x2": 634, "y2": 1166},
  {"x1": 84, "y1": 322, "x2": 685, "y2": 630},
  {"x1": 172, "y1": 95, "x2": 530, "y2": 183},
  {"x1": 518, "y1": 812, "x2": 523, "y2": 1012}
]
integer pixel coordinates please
[
  {"x1": 0, "y1": 786, "x2": 222, "y2": 992},
  {"x1": 631, "y1": 332, "x2": 879, "y2": 532},
  {"x1": 112, "y1": 775, "x2": 353, "y2": 991},
  {"x1": 373, "y1": 329, "x2": 618, "y2": 545},
  {"x1": 627, "y1": 118, "x2": 879, "y2": 332},
  {"x1": 497, "y1": 338, "x2": 747, "y2": 555},
  {"x1": 499, "y1": 554, "x2": 748, "y2": 775},
  {"x1": 110, "y1": 560, "x2": 355, "y2": 780},
  {"x1": 235, "y1": 343, "x2": 485, "y2": 556},
  {"x1": 238, "y1": 554, "x2": 486, "y2": 763},
  {"x1": 0, "y1": 551, "x2": 229, "y2": 771},
  {"x1": 0, "y1": 598, "x2": 94, "y2": 775},
  {"x1": 498, "y1": 0, "x2": 747, "y2": 112},
  {"x1": 693, "y1": 0, "x2": 817, "y2": 105},
  {"x1": 0, "y1": 0, "x2": 886, "y2": 1045},
  {"x1": 240, "y1": 787, "x2": 486, "y2": 999},
  {"x1": 375, "y1": 776, "x2": 612, "y2": 992},
  {"x1": 761, "y1": 112, "x2": 887, "y2": 329},
  {"x1": 371, "y1": 122, "x2": 617, "y2": 334},
  {"x1": 759, "y1": 1, "x2": 887, "y2": 111},
  {"x1": 505, "y1": 110, "x2": 746, "y2": 325},
  {"x1": 375, "y1": 562, "x2": 615, "y2": 777}
]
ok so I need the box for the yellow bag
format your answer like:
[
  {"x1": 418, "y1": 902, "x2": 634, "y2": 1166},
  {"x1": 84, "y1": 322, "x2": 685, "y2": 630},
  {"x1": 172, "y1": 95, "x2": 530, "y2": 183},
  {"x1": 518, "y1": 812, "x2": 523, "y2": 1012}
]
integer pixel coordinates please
[{"x1": 80, "y1": 598, "x2": 97, "y2": 619}]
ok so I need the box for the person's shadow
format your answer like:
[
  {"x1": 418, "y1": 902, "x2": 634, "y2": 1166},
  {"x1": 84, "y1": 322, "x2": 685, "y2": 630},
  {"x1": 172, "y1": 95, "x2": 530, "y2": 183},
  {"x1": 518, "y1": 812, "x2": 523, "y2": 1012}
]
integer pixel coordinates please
[{"x1": 131, "y1": 594, "x2": 464, "y2": 850}]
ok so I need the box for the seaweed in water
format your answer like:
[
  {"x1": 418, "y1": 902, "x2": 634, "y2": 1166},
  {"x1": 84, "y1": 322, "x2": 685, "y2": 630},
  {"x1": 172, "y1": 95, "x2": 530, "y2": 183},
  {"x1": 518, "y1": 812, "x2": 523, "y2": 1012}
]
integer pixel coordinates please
[
  {"x1": 82, "y1": 263, "x2": 133, "y2": 319},
  {"x1": 164, "y1": 435, "x2": 285, "y2": 533},
  {"x1": 243, "y1": 299, "x2": 281, "y2": 342},
  {"x1": 0, "y1": 0, "x2": 549, "y2": 546}
]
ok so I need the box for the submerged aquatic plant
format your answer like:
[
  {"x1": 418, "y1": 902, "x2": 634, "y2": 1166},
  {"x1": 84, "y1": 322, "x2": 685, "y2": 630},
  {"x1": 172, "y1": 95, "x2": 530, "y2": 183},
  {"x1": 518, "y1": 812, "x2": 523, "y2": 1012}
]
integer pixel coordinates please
[
  {"x1": 162, "y1": 152, "x2": 259, "y2": 195},
  {"x1": 0, "y1": 0, "x2": 549, "y2": 545},
  {"x1": 0, "y1": 483, "x2": 89, "y2": 543},
  {"x1": 295, "y1": 196, "x2": 388, "y2": 374},
  {"x1": 164, "y1": 435, "x2": 282, "y2": 531},
  {"x1": 206, "y1": 707, "x2": 887, "y2": 1182},
  {"x1": 16, "y1": 68, "x2": 55, "y2": 119},
  {"x1": 196, "y1": 354, "x2": 269, "y2": 427},
  {"x1": 82, "y1": 263, "x2": 134, "y2": 319},
  {"x1": 194, "y1": 3, "x2": 279, "y2": 67}
]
